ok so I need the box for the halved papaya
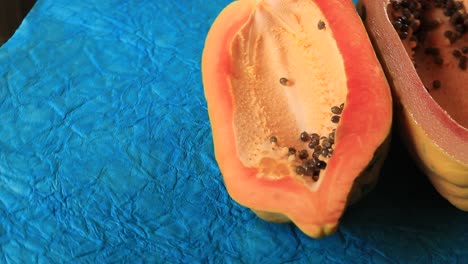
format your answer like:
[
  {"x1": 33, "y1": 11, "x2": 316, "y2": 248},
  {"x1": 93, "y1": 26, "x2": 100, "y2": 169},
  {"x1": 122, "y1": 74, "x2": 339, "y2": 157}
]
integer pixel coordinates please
[
  {"x1": 357, "y1": 0, "x2": 468, "y2": 210},
  {"x1": 202, "y1": 0, "x2": 392, "y2": 238}
]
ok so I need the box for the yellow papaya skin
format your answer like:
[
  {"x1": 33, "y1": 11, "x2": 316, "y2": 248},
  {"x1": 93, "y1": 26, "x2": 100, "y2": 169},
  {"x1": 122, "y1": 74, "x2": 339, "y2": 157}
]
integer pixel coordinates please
[{"x1": 397, "y1": 104, "x2": 468, "y2": 210}]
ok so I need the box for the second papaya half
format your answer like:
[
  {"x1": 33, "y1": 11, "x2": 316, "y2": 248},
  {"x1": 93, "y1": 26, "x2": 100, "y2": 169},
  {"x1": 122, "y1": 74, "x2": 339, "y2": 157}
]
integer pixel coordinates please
[{"x1": 202, "y1": 0, "x2": 392, "y2": 238}]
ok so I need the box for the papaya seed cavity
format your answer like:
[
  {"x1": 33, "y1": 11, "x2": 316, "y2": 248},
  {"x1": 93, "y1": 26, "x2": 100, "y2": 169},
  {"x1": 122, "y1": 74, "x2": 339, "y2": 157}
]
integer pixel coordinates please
[
  {"x1": 229, "y1": 0, "x2": 348, "y2": 181},
  {"x1": 388, "y1": 0, "x2": 468, "y2": 127}
]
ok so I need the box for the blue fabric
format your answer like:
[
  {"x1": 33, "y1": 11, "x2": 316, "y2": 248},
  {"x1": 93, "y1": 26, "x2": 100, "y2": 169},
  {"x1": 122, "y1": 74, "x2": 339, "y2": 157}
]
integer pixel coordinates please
[{"x1": 0, "y1": 0, "x2": 467, "y2": 262}]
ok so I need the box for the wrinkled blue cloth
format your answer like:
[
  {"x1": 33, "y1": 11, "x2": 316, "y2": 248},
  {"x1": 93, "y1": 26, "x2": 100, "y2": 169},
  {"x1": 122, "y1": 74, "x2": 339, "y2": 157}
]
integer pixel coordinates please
[{"x1": 0, "y1": 0, "x2": 467, "y2": 262}]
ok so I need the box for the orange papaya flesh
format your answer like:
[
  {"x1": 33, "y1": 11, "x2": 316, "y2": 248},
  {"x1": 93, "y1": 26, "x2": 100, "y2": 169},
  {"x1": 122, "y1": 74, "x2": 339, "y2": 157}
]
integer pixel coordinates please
[
  {"x1": 202, "y1": 0, "x2": 392, "y2": 238},
  {"x1": 357, "y1": 0, "x2": 468, "y2": 210}
]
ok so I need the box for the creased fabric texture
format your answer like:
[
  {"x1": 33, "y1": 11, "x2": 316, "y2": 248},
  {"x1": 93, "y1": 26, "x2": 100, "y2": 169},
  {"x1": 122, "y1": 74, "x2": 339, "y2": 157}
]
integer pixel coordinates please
[{"x1": 0, "y1": 0, "x2": 467, "y2": 263}]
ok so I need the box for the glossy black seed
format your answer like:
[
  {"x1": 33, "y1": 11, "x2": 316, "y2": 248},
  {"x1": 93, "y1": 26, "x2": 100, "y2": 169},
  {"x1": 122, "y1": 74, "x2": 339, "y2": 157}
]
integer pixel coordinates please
[
  {"x1": 399, "y1": 31, "x2": 409, "y2": 40},
  {"x1": 316, "y1": 160, "x2": 327, "y2": 169},
  {"x1": 279, "y1": 77, "x2": 288, "y2": 85},
  {"x1": 462, "y1": 46, "x2": 468, "y2": 54},
  {"x1": 402, "y1": 8, "x2": 411, "y2": 17},
  {"x1": 401, "y1": 17, "x2": 411, "y2": 26},
  {"x1": 288, "y1": 147, "x2": 296, "y2": 156},
  {"x1": 391, "y1": 1, "x2": 400, "y2": 10},
  {"x1": 453, "y1": 50, "x2": 462, "y2": 58},
  {"x1": 449, "y1": 36, "x2": 457, "y2": 44},
  {"x1": 328, "y1": 133, "x2": 335, "y2": 144},
  {"x1": 321, "y1": 148, "x2": 329, "y2": 157},
  {"x1": 401, "y1": 24, "x2": 410, "y2": 32},
  {"x1": 310, "y1": 133, "x2": 320, "y2": 140},
  {"x1": 311, "y1": 135, "x2": 320, "y2": 143},
  {"x1": 432, "y1": 80, "x2": 441, "y2": 89},
  {"x1": 322, "y1": 139, "x2": 331, "y2": 148},
  {"x1": 407, "y1": 0, "x2": 416, "y2": 9},
  {"x1": 318, "y1": 20, "x2": 326, "y2": 30},
  {"x1": 450, "y1": 12, "x2": 463, "y2": 24},
  {"x1": 270, "y1": 136, "x2": 277, "y2": 143},
  {"x1": 403, "y1": 21, "x2": 413, "y2": 29},
  {"x1": 392, "y1": 20, "x2": 403, "y2": 30},
  {"x1": 444, "y1": 30, "x2": 454, "y2": 38},
  {"x1": 305, "y1": 166, "x2": 314, "y2": 176},
  {"x1": 300, "y1": 131, "x2": 310, "y2": 142},
  {"x1": 459, "y1": 56, "x2": 467, "y2": 70},
  {"x1": 308, "y1": 139, "x2": 319, "y2": 149},
  {"x1": 400, "y1": 0, "x2": 409, "y2": 8},
  {"x1": 314, "y1": 145, "x2": 322, "y2": 154},
  {"x1": 446, "y1": 0, "x2": 455, "y2": 9},
  {"x1": 312, "y1": 172, "x2": 320, "y2": 181},
  {"x1": 455, "y1": 24, "x2": 465, "y2": 33},
  {"x1": 422, "y1": 2, "x2": 431, "y2": 10},
  {"x1": 298, "y1": 149, "x2": 309, "y2": 160},
  {"x1": 331, "y1": 106, "x2": 342, "y2": 114},
  {"x1": 339, "y1": 103, "x2": 344, "y2": 109},
  {"x1": 304, "y1": 158, "x2": 316, "y2": 168},
  {"x1": 327, "y1": 148, "x2": 334, "y2": 157},
  {"x1": 331, "y1": 115, "x2": 340, "y2": 123},
  {"x1": 296, "y1": 166, "x2": 305, "y2": 175},
  {"x1": 444, "y1": 8, "x2": 454, "y2": 16}
]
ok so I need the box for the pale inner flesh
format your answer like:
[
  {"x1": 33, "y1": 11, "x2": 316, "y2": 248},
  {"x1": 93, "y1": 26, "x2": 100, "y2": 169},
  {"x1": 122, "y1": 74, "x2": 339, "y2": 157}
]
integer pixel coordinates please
[{"x1": 229, "y1": 0, "x2": 347, "y2": 180}]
